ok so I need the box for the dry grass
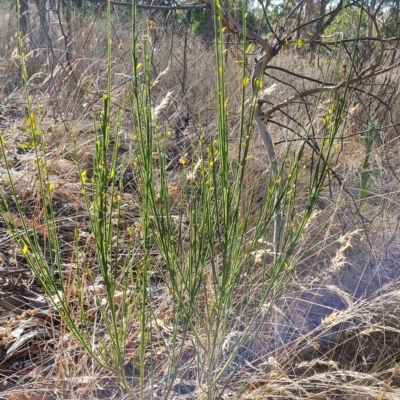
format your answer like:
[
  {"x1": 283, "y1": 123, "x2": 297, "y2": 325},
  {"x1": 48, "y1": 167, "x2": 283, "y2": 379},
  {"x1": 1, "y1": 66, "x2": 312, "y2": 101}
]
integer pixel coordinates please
[{"x1": 0, "y1": 2, "x2": 400, "y2": 399}]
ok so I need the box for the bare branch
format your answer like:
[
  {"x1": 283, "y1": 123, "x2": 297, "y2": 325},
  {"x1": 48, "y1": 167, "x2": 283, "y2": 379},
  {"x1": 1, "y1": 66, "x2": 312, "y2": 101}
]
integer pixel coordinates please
[
  {"x1": 291, "y1": 2, "x2": 356, "y2": 38},
  {"x1": 354, "y1": 2, "x2": 385, "y2": 77},
  {"x1": 84, "y1": 0, "x2": 209, "y2": 11},
  {"x1": 266, "y1": 65, "x2": 335, "y2": 87},
  {"x1": 260, "y1": 59, "x2": 400, "y2": 122},
  {"x1": 320, "y1": 0, "x2": 344, "y2": 33},
  {"x1": 300, "y1": 36, "x2": 399, "y2": 46}
]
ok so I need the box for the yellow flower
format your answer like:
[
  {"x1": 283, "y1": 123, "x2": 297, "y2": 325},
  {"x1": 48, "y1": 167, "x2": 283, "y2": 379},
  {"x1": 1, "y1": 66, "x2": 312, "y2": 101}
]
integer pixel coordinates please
[
  {"x1": 296, "y1": 38, "x2": 304, "y2": 49},
  {"x1": 22, "y1": 245, "x2": 29, "y2": 255},
  {"x1": 254, "y1": 79, "x2": 263, "y2": 89},
  {"x1": 80, "y1": 170, "x2": 87, "y2": 183}
]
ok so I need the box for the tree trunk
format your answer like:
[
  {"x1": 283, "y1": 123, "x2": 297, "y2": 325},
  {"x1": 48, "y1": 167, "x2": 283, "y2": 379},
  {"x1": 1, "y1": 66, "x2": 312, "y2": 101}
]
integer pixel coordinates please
[
  {"x1": 315, "y1": 0, "x2": 327, "y2": 40},
  {"x1": 19, "y1": 0, "x2": 29, "y2": 38},
  {"x1": 35, "y1": 0, "x2": 51, "y2": 48}
]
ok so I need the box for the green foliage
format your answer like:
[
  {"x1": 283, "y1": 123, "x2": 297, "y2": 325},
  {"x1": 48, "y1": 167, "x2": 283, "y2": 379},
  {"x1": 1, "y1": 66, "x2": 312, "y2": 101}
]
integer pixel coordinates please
[
  {"x1": 186, "y1": 9, "x2": 214, "y2": 35},
  {"x1": 324, "y1": 6, "x2": 369, "y2": 37},
  {"x1": 63, "y1": 0, "x2": 98, "y2": 15},
  {"x1": 186, "y1": 0, "x2": 265, "y2": 37},
  {"x1": 381, "y1": 0, "x2": 400, "y2": 37},
  {"x1": 230, "y1": 0, "x2": 263, "y2": 33}
]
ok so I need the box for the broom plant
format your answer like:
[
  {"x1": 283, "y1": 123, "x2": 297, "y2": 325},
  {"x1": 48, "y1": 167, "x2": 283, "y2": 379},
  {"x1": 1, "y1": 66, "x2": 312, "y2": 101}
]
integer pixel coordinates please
[{"x1": 0, "y1": 0, "x2": 356, "y2": 398}]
